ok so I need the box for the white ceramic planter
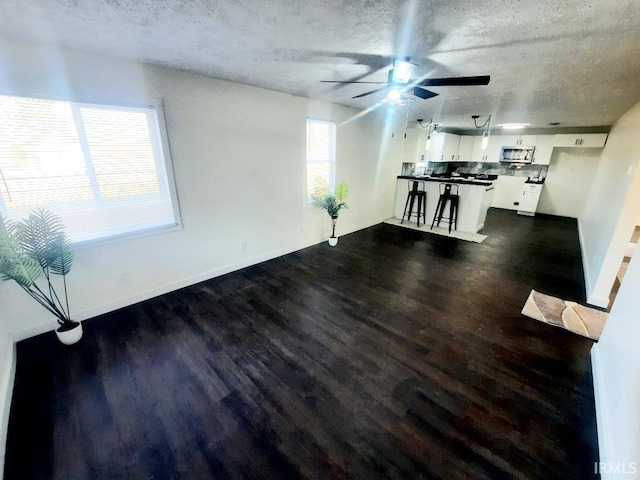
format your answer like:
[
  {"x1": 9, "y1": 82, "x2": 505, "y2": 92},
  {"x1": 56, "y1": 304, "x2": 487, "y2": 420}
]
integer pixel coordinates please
[
  {"x1": 55, "y1": 322, "x2": 83, "y2": 345},
  {"x1": 328, "y1": 237, "x2": 338, "y2": 247}
]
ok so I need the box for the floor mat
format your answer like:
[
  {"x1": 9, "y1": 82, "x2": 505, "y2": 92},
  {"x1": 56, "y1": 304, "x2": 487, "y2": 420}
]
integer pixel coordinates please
[
  {"x1": 384, "y1": 218, "x2": 487, "y2": 243},
  {"x1": 521, "y1": 289, "x2": 608, "y2": 340}
]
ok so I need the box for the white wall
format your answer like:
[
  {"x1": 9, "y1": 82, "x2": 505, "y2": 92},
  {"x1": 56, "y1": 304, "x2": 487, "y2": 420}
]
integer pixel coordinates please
[
  {"x1": 0, "y1": 37, "x2": 395, "y2": 339},
  {"x1": 537, "y1": 148, "x2": 601, "y2": 218},
  {"x1": 591, "y1": 246, "x2": 640, "y2": 479},
  {"x1": 579, "y1": 101, "x2": 640, "y2": 307}
]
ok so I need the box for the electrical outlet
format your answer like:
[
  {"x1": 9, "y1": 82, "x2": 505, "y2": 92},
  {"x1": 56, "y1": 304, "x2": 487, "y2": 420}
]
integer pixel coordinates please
[
  {"x1": 241, "y1": 241, "x2": 247, "y2": 251},
  {"x1": 298, "y1": 227, "x2": 303, "y2": 235}
]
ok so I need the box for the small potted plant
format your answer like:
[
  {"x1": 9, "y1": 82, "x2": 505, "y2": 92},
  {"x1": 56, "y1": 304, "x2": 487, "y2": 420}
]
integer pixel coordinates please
[
  {"x1": 0, "y1": 209, "x2": 80, "y2": 345},
  {"x1": 310, "y1": 179, "x2": 349, "y2": 246}
]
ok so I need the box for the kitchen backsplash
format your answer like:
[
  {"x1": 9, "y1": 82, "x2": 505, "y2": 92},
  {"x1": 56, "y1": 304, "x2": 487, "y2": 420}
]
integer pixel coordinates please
[{"x1": 427, "y1": 161, "x2": 549, "y2": 178}]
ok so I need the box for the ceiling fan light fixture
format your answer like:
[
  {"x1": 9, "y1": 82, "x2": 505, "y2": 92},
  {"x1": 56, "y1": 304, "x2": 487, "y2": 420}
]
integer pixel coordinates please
[
  {"x1": 500, "y1": 123, "x2": 529, "y2": 130},
  {"x1": 386, "y1": 87, "x2": 415, "y2": 106},
  {"x1": 391, "y1": 59, "x2": 413, "y2": 84},
  {"x1": 387, "y1": 88, "x2": 402, "y2": 101}
]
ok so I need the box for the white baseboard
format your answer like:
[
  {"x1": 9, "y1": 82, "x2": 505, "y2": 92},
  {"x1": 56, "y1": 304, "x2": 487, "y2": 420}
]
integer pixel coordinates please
[
  {"x1": 587, "y1": 295, "x2": 610, "y2": 309},
  {"x1": 12, "y1": 217, "x2": 388, "y2": 342},
  {"x1": 0, "y1": 342, "x2": 17, "y2": 480}
]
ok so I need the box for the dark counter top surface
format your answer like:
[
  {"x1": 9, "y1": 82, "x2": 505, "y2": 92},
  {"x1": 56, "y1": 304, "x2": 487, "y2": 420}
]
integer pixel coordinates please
[{"x1": 397, "y1": 175, "x2": 494, "y2": 186}]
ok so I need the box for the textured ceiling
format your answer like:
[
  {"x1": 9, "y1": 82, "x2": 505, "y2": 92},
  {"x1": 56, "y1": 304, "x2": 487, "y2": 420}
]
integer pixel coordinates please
[{"x1": 1, "y1": 0, "x2": 640, "y2": 129}]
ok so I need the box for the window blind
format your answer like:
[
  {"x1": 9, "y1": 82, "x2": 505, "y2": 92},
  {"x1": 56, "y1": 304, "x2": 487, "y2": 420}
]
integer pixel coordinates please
[
  {"x1": 0, "y1": 95, "x2": 180, "y2": 244},
  {"x1": 306, "y1": 118, "x2": 336, "y2": 197}
]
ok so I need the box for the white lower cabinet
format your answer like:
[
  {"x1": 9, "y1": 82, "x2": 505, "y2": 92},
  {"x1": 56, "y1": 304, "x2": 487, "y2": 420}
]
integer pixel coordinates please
[{"x1": 517, "y1": 183, "x2": 544, "y2": 216}]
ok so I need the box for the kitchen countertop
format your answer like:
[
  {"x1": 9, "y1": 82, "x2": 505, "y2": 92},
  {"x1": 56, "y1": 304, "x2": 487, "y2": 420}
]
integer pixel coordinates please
[{"x1": 397, "y1": 175, "x2": 494, "y2": 187}]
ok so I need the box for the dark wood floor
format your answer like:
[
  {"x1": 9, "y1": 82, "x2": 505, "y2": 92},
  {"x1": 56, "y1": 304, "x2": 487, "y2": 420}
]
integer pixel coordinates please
[{"x1": 4, "y1": 208, "x2": 599, "y2": 479}]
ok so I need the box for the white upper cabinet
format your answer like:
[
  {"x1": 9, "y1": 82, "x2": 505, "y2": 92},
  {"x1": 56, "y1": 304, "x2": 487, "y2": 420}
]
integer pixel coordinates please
[
  {"x1": 396, "y1": 127, "x2": 424, "y2": 164},
  {"x1": 554, "y1": 133, "x2": 608, "y2": 148},
  {"x1": 455, "y1": 135, "x2": 474, "y2": 162},
  {"x1": 425, "y1": 131, "x2": 443, "y2": 162},
  {"x1": 426, "y1": 132, "x2": 461, "y2": 162},
  {"x1": 532, "y1": 135, "x2": 555, "y2": 165},
  {"x1": 500, "y1": 134, "x2": 538, "y2": 147},
  {"x1": 422, "y1": 130, "x2": 608, "y2": 165},
  {"x1": 442, "y1": 133, "x2": 460, "y2": 162},
  {"x1": 406, "y1": 128, "x2": 423, "y2": 163},
  {"x1": 471, "y1": 135, "x2": 503, "y2": 163}
]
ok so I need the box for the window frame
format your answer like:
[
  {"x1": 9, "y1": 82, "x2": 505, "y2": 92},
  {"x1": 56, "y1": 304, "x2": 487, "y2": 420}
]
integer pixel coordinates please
[
  {"x1": 305, "y1": 117, "x2": 336, "y2": 204},
  {"x1": 0, "y1": 94, "x2": 183, "y2": 248}
]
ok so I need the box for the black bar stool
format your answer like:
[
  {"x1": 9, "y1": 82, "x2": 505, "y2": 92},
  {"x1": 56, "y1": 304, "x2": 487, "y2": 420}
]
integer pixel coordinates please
[
  {"x1": 401, "y1": 181, "x2": 427, "y2": 227},
  {"x1": 431, "y1": 183, "x2": 459, "y2": 233}
]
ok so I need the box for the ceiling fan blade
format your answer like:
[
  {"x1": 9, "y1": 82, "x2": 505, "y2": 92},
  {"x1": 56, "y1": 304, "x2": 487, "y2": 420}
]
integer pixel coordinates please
[
  {"x1": 419, "y1": 75, "x2": 490, "y2": 87},
  {"x1": 321, "y1": 80, "x2": 389, "y2": 84},
  {"x1": 411, "y1": 87, "x2": 439, "y2": 100},
  {"x1": 352, "y1": 87, "x2": 388, "y2": 99}
]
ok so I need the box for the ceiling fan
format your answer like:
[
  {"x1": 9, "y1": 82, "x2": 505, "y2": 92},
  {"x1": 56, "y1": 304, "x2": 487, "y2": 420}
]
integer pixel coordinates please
[{"x1": 322, "y1": 58, "x2": 490, "y2": 103}]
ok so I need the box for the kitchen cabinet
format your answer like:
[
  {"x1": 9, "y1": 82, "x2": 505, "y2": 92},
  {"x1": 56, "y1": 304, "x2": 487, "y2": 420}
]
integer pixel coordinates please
[
  {"x1": 426, "y1": 132, "x2": 460, "y2": 162},
  {"x1": 395, "y1": 178, "x2": 495, "y2": 232},
  {"x1": 554, "y1": 133, "x2": 608, "y2": 148},
  {"x1": 501, "y1": 134, "x2": 538, "y2": 147},
  {"x1": 455, "y1": 135, "x2": 474, "y2": 162},
  {"x1": 471, "y1": 135, "x2": 503, "y2": 163},
  {"x1": 532, "y1": 135, "x2": 554, "y2": 165},
  {"x1": 398, "y1": 127, "x2": 423, "y2": 163},
  {"x1": 471, "y1": 134, "x2": 554, "y2": 164},
  {"x1": 518, "y1": 183, "x2": 543, "y2": 216}
]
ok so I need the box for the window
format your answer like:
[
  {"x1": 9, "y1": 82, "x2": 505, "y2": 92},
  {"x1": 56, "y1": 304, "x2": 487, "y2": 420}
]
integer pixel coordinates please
[
  {"x1": 0, "y1": 94, "x2": 180, "y2": 244},
  {"x1": 306, "y1": 118, "x2": 336, "y2": 198}
]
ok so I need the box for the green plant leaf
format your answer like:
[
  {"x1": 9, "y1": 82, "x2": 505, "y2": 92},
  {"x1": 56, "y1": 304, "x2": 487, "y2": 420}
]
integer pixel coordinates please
[
  {"x1": 334, "y1": 181, "x2": 349, "y2": 202},
  {"x1": 310, "y1": 179, "x2": 349, "y2": 219},
  {"x1": 49, "y1": 232, "x2": 74, "y2": 276},
  {"x1": 0, "y1": 214, "x2": 43, "y2": 287},
  {"x1": 14, "y1": 208, "x2": 69, "y2": 270}
]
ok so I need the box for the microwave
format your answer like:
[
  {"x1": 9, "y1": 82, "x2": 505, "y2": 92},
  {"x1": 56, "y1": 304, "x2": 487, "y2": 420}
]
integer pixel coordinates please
[{"x1": 499, "y1": 146, "x2": 535, "y2": 163}]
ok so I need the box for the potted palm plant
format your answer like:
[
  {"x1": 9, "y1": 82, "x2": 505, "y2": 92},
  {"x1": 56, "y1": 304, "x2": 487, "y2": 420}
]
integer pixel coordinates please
[
  {"x1": 310, "y1": 179, "x2": 349, "y2": 246},
  {"x1": 0, "y1": 209, "x2": 80, "y2": 345}
]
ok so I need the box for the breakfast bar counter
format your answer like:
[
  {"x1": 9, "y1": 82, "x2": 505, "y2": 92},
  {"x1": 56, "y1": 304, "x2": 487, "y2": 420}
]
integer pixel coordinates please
[{"x1": 395, "y1": 176, "x2": 495, "y2": 233}]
